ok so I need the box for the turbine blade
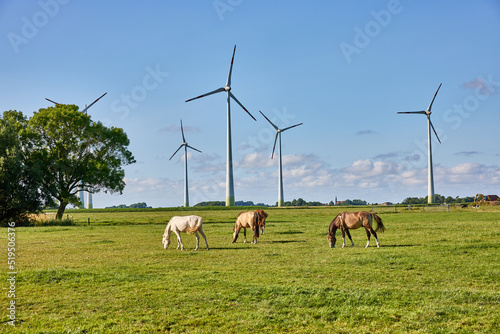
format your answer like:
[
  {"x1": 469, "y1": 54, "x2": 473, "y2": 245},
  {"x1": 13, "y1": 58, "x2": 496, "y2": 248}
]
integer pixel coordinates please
[
  {"x1": 226, "y1": 45, "x2": 236, "y2": 87},
  {"x1": 429, "y1": 118, "x2": 441, "y2": 144},
  {"x1": 282, "y1": 123, "x2": 303, "y2": 132},
  {"x1": 45, "y1": 98, "x2": 60, "y2": 105},
  {"x1": 180, "y1": 120, "x2": 186, "y2": 143},
  {"x1": 185, "y1": 87, "x2": 225, "y2": 102},
  {"x1": 271, "y1": 133, "x2": 279, "y2": 159},
  {"x1": 81, "y1": 92, "x2": 107, "y2": 114},
  {"x1": 187, "y1": 145, "x2": 202, "y2": 153},
  {"x1": 259, "y1": 110, "x2": 279, "y2": 130},
  {"x1": 427, "y1": 83, "x2": 442, "y2": 112},
  {"x1": 229, "y1": 92, "x2": 256, "y2": 121},
  {"x1": 397, "y1": 111, "x2": 427, "y2": 114},
  {"x1": 169, "y1": 145, "x2": 184, "y2": 161}
]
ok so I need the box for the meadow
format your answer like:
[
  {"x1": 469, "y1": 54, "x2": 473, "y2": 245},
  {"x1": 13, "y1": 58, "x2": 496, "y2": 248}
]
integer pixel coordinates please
[{"x1": 1, "y1": 206, "x2": 500, "y2": 333}]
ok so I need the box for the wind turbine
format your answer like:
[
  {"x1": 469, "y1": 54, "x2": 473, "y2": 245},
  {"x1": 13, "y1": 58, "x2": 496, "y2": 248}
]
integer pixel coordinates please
[
  {"x1": 45, "y1": 92, "x2": 107, "y2": 209},
  {"x1": 169, "y1": 120, "x2": 202, "y2": 207},
  {"x1": 398, "y1": 83, "x2": 442, "y2": 204},
  {"x1": 259, "y1": 110, "x2": 303, "y2": 207},
  {"x1": 185, "y1": 45, "x2": 256, "y2": 206}
]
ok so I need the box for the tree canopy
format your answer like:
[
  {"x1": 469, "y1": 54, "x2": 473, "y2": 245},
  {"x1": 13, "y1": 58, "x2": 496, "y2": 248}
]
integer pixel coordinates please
[
  {"x1": 0, "y1": 111, "x2": 51, "y2": 225},
  {"x1": 19, "y1": 105, "x2": 135, "y2": 219}
]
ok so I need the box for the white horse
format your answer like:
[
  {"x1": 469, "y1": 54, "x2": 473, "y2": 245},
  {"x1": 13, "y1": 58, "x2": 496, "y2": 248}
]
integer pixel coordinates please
[{"x1": 162, "y1": 215, "x2": 209, "y2": 251}]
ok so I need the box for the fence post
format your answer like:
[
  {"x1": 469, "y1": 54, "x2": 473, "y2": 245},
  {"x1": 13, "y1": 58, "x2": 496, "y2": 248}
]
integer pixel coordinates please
[
  {"x1": 88, "y1": 218, "x2": 90, "y2": 226},
  {"x1": 394, "y1": 205, "x2": 397, "y2": 213}
]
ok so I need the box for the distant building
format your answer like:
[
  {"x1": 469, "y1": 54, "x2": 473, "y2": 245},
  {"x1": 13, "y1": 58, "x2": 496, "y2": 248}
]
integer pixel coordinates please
[
  {"x1": 380, "y1": 202, "x2": 393, "y2": 206},
  {"x1": 487, "y1": 195, "x2": 499, "y2": 201}
]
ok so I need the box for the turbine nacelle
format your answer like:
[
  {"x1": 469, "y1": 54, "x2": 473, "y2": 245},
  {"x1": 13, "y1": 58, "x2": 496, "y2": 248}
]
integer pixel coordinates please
[
  {"x1": 169, "y1": 120, "x2": 202, "y2": 161},
  {"x1": 224, "y1": 85, "x2": 231, "y2": 92},
  {"x1": 397, "y1": 83, "x2": 442, "y2": 144},
  {"x1": 259, "y1": 110, "x2": 303, "y2": 159}
]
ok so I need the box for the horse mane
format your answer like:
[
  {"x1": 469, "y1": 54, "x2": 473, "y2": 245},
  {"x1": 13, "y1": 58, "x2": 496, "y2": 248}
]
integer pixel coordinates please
[
  {"x1": 328, "y1": 214, "x2": 341, "y2": 235},
  {"x1": 253, "y1": 212, "x2": 260, "y2": 238},
  {"x1": 163, "y1": 223, "x2": 172, "y2": 242}
]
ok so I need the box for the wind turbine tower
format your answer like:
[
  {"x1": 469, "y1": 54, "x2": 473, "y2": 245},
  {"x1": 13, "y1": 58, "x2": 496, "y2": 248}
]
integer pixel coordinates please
[
  {"x1": 169, "y1": 120, "x2": 202, "y2": 207},
  {"x1": 259, "y1": 110, "x2": 303, "y2": 207},
  {"x1": 45, "y1": 92, "x2": 107, "y2": 209},
  {"x1": 186, "y1": 45, "x2": 256, "y2": 206},
  {"x1": 398, "y1": 83, "x2": 442, "y2": 204}
]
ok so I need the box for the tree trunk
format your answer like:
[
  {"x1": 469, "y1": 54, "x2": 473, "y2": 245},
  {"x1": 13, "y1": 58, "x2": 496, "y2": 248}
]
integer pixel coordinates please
[{"x1": 56, "y1": 200, "x2": 68, "y2": 220}]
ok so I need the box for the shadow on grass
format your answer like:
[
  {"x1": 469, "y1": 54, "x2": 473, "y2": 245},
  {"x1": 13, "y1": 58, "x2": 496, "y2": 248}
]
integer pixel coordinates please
[
  {"x1": 275, "y1": 231, "x2": 304, "y2": 235},
  {"x1": 268, "y1": 240, "x2": 306, "y2": 244},
  {"x1": 380, "y1": 244, "x2": 417, "y2": 248},
  {"x1": 209, "y1": 247, "x2": 253, "y2": 250}
]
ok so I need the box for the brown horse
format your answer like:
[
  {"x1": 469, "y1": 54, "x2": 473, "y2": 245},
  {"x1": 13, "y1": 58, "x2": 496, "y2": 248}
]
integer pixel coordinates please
[
  {"x1": 327, "y1": 211, "x2": 385, "y2": 248},
  {"x1": 255, "y1": 209, "x2": 268, "y2": 235},
  {"x1": 232, "y1": 211, "x2": 260, "y2": 244}
]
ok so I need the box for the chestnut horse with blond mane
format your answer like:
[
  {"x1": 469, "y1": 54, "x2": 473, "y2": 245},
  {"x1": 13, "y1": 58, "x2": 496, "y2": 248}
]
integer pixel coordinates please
[{"x1": 327, "y1": 211, "x2": 385, "y2": 248}]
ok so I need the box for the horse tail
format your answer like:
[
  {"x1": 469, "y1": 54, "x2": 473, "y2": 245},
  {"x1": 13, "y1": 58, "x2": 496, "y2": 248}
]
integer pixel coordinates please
[
  {"x1": 186, "y1": 216, "x2": 202, "y2": 234},
  {"x1": 254, "y1": 212, "x2": 260, "y2": 238},
  {"x1": 372, "y1": 214, "x2": 385, "y2": 233}
]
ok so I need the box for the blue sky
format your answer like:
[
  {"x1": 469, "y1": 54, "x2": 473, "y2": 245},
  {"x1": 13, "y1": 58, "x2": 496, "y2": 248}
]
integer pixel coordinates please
[{"x1": 1, "y1": 0, "x2": 499, "y2": 207}]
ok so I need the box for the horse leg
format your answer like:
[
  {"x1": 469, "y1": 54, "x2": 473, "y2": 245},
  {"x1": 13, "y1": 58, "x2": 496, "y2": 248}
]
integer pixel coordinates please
[
  {"x1": 341, "y1": 227, "x2": 346, "y2": 248},
  {"x1": 345, "y1": 229, "x2": 354, "y2": 247},
  {"x1": 364, "y1": 228, "x2": 371, "y2": 248},
  {"x1": 367, "y1": 227, "x2": 380, "y2": 248},
  {"x1": 252, "y1": 226, "x2": 258, "y2": 244},
  {"x1": 243, "y1": 227, "x2": 247, "y2": 243},
  {"x1": 174, "y1": 231, "x2": 184, "y2": 250},
  {"x1": 198, "y1": 226, "x2": 209, "y2": 250},
  {"x1": 194, "y1": 231, "x2": 200, "y2": 251}
]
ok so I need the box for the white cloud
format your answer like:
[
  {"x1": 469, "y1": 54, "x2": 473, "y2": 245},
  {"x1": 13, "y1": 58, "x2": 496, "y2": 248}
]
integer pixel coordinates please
[{"x1": 94, "y1": 156, "x2": 500, "y2": 208}]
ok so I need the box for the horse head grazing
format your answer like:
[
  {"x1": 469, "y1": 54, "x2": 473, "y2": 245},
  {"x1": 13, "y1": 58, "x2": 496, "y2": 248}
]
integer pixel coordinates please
[
  {"x1": 327, "y1": 214, "x2": 341, "y2": 248},
  {"x1": 162, "y1": 227, "x2": 171, "y2": 250},
  {"x1": 255, "y1": 209, "x2": 268, "y2": 235}
]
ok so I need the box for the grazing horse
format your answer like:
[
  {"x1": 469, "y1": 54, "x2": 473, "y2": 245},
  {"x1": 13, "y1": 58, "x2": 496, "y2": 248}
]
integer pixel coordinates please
[
  {"x1": 232, "y1": 211, "x2": 260, "y2": 244},
  {"x1": 327, "y1": 211, "x2": 385, "y2": 248},
  {"x1": 255, "y1": 209, "x2": 268, "y2": 235},
  {"x1": 162, "y1": 215, "x2": 209, "y2": 251}
]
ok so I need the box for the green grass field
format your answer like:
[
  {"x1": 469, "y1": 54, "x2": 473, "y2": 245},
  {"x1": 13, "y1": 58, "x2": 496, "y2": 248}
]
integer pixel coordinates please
[{"x1": 2, "y1": 207, "x2": 500, "y2": 333}]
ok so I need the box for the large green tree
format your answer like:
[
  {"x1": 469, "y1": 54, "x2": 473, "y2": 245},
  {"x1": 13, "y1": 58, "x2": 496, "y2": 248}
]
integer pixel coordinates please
[
  {"x1": 0, "y1": 111, "x2": 49, "y2": 225},
  {"x1": 26, "y1": 104, "x2": 135, "y2": 219}
]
